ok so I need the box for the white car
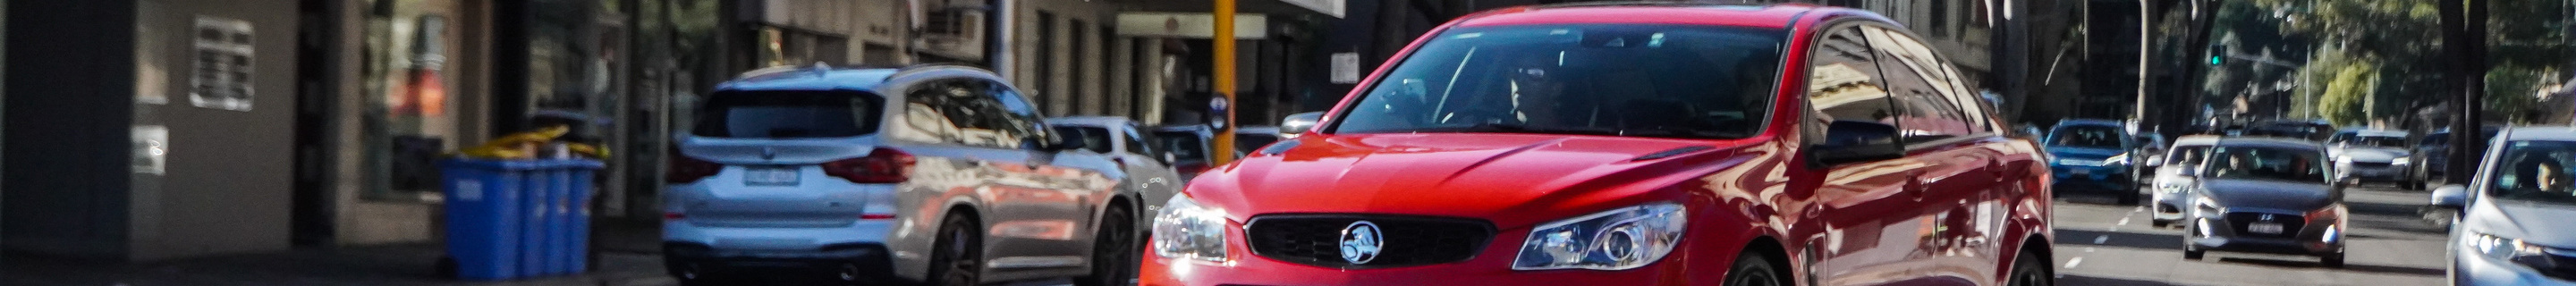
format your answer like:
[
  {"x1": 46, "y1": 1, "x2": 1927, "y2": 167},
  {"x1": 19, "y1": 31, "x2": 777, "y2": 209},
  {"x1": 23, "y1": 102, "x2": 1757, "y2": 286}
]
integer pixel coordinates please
[
  {"x1": 2149, "y1": 135, "x2": 2222, "y2": 227},
  {"x1": 2436, "y1": 127, "x2": 2576, "y2": 285},
  {"x1": 2332, "y1": 130, "x2": 2413, "y2": 183},
  {"x1": 1047, "y1": 116, "x2": 1185, "y2": 215}
]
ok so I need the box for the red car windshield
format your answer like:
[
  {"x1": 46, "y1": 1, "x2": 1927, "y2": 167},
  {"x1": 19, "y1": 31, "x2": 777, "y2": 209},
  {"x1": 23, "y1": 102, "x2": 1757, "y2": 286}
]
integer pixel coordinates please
[{"x1": 1331, "y1": 24, "x2": 1786, "y2": 139}]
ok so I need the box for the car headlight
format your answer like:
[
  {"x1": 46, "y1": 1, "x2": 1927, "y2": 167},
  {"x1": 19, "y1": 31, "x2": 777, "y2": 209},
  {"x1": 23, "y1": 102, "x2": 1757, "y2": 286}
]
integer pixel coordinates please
[
  {"x1": 2392, "y1": 157, "x2": 2411, "y2": 165},
  {"x1": 1152, "y1": 194, "x2": 1230, "y2": 262},
  {"x1": 2105, "y1": 153, "x2": 2131, "y2": 165},
  {"x1": 2192, "y1": 195, "x2": 2224, "y2": 216},
  {"x1": 1513, "y1": 202, "x2": 1687, "y2": 271},
  {"x1": 2471, "y1": 232, "x2": 2559, "y2": 269},
  {"x1": 2336, "y1": 156, "x2": 2354, "y2": 165},
  {"x1": 2306, "y1": 206, "x2": 2345, "y2": 241},
  {"x1": 2158, "y1": 182, "x2": 2190, "y2": 193}
]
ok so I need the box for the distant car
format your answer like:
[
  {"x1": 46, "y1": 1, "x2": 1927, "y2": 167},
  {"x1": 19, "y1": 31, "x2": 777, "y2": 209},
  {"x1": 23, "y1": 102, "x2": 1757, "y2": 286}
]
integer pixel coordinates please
[
  {"x1": 2436, "y1": 127, "x2": 2576, "y2": 284},
  {"x1": 1050, "y1": 116, "x2": 1186, "y2": 215},
  {"x1": 2180, "y1": 138, "x2": 2347, "y2": 267},
  {"x1": 664, "y1": 64, "x2": 1146, "y2": 286},
  {"x1": 2049, "y1": 119, "x2": 2145, "y2": 205},
  {"x1": 1232, "y1": 125, "x2": 1283, "y2": 155},
  {"x1": 2408, "y1": 127, "x2": 2504, "y2": 190},
  {"x1": 2329, "y1": 130, "x2": 2411, "y2": 184},
  {"x1": 2243, "y1": 119, "x2": 2336, "y2": 141},
  {"x1": 1149, "y1": 125, "x2": 1218, "y2": 181},
  {"x1": 2149, "y1": 135, "x2": 2222, "y2": 227}
]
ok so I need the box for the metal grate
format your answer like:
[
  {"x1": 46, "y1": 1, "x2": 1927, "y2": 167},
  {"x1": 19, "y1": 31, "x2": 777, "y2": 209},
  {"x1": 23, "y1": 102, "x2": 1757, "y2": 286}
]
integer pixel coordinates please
[{"x1": 1244, "y1": 215, "x2": 1494, "y2": 268}]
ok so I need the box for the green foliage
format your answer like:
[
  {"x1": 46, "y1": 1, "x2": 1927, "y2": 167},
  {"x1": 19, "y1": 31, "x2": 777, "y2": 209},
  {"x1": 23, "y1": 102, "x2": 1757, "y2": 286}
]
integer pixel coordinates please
[{"x1": 2318, "y1": 63, "x2": 2377, "y2": 125}]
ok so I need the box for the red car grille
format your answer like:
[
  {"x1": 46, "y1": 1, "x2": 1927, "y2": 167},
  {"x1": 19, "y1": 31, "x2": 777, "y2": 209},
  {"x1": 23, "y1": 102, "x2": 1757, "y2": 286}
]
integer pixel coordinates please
[{"x1": 1244, "y1": 215, "x2": 1494, "y2": 268}]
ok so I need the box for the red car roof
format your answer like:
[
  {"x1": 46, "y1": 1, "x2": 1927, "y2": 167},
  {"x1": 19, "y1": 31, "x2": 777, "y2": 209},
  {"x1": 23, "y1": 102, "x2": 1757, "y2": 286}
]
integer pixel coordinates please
[{"x1": 1454, "y1": 3, "x2": 1823, "y2": 29}]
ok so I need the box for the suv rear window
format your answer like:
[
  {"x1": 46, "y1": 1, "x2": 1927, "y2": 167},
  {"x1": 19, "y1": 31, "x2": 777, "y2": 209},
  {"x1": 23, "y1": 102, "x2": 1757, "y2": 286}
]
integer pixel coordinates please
[{"x1": 694, "y1": 90, "x2": 884, "y2": 138}]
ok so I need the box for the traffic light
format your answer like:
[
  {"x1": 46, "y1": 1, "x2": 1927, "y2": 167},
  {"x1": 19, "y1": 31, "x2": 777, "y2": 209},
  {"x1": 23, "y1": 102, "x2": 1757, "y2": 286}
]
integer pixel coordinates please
[{"x1": 2207, "y1": 44, "x2": 2225, "y2": 65}]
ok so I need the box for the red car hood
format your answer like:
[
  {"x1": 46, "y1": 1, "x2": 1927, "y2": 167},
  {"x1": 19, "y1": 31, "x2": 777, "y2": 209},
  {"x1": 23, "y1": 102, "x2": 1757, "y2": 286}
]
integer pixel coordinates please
[{"x1": 1186, "y1": 133, "x2": 1759, "y2": 230}]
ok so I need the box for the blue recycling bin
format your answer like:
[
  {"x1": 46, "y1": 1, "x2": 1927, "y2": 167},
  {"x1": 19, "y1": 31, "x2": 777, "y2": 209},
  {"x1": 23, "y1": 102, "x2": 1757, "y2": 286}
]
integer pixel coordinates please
[
  {"x1": 441, "y1": 157, "x2": 603, "y2": 280},
  {"x1": 438, "y1": 159, "x2": 536, "y2": 281},
  {"x1": 560, "y1": 161, "x2": 601, "y2": 273}
]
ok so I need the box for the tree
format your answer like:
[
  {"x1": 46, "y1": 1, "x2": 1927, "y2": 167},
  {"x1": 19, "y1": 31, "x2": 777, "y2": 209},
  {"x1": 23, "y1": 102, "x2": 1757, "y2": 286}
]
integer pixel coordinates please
[{"x1": 2318, "y1": 63, "x2": 2377, "y2": 125}]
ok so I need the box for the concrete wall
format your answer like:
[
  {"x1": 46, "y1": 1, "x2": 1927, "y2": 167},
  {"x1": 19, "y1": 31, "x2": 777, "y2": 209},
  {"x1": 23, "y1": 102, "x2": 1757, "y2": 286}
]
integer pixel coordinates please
[
  {"x1": 128, "y1": 0, "x2": 300, "y2": 261},
  {"x1": 2, "y1": 0, "x2": 140, "y2": 260}
]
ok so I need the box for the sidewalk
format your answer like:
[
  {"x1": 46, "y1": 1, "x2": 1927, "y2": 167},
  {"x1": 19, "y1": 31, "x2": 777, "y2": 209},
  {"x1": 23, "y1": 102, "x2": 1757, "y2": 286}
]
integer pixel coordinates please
[{"x1": 3, "y1": 244, "x2": 676, "y2": 286}]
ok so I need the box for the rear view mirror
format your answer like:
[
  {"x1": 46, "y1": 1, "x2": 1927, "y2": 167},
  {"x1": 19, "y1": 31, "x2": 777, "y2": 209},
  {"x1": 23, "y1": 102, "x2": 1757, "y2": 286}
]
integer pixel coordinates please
[
  {"x1": 1815, "y1": 121, "x2": 1904, "y2": 165},
  {"x1": 1280, "y1": 112, "x2": 1325, "y2": 138},
  {"x1": 2431, "y1": 184, "x2": 2470, "y2": 208}
]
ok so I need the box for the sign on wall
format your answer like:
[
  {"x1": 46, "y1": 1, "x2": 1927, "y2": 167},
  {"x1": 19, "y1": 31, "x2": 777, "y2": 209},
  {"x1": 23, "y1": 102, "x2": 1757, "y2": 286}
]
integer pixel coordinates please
[
  {"x1": 1330, "y1": 53, "x2": 1361, "y2": 84},
  {"x1": 191, "y1": 16, "x2": 255, "y2": 112}
]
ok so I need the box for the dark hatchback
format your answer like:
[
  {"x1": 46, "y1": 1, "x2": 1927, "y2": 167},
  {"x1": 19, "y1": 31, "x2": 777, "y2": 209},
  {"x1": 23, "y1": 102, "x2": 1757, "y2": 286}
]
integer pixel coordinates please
[
  {"x1": 2048, "y1": 119, "x2": 2143, "y2": 204},
  {"x1": 2180, "y1": 138, "x2": 2350, "y2": 267}
]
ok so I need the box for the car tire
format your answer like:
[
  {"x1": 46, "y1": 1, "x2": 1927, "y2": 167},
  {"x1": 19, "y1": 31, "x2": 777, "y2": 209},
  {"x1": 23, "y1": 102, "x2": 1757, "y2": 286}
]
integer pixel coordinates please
[
  {"x1": 1074, "y1": 206, "x2": 1138, "y2": 286},
  {"x1": 1721, "y1": 250, "x2": 1786, "y2": 286},
  {"x1": 2183, "y1": 248, "x2": 2205, "y2": 260},
  {"x1": 2321, "y1": 254, "x2": 2346, "y2": 268},
  {"x1": 927, "y1": 214, "x2": 984, "y2": 286},
  {"x1": 2007, "y1": 249, "x2": 2053, "y2": 286}
]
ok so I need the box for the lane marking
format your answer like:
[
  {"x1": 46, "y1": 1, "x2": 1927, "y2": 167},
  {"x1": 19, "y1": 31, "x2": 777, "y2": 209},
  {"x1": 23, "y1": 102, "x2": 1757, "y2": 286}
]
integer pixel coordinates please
[
  {"x1": 2094, "y1": 235, "x2": 2109, "y2": 244},
  {"x1": 2063, "y1": 257, "x2": 2084, "y2": 269},
  {"x1": 2133, "y1": 206, "x2": 2145, "y2": 213},
  {"x1": 2084, "y1": 248, "x2": 2096, "y2": 253},
  {"x1": 2118, "y1": 217, "x2": 2131, "y2": 225}
]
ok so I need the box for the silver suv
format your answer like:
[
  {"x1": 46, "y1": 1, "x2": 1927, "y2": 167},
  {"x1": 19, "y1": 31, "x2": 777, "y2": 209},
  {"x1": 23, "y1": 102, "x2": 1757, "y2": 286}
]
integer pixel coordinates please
[{"x1": 663, "y1": 64, "x2": 1150, "y2": 286}]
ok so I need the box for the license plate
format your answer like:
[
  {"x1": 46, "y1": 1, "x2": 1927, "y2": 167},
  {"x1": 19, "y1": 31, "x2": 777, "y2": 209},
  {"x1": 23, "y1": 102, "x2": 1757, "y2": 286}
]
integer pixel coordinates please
[
  {"x1": 2248, "y1": 223, "x2": 2284, "y2": 234},
  {"x1": 745, "y1": 167, "x2": 800, "y2": 185},
  {"x1": 2069, "y1": 168, "x2": 2091, "y2": 176}
]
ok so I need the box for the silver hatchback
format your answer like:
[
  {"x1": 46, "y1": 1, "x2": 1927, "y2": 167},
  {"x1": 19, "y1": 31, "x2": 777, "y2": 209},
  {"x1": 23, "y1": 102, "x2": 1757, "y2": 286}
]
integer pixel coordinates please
[{"x1": 663, "y1": 65, "x2": 1151, "y2": 286}]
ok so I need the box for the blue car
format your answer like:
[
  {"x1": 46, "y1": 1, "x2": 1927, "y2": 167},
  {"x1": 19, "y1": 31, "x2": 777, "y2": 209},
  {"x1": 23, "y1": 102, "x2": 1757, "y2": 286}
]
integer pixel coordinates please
[{"x1": 2047, "y1": 119, "x2": 2142, "y2": 205}]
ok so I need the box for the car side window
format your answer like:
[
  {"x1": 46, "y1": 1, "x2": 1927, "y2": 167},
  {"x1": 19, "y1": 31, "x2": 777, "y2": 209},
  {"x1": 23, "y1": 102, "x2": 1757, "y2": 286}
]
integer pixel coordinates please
[
  {"x1": 1860, "y1": 27, "x2": 1974, "y2": 145},
  {"x1": 1804, "y1": 26, "x2": 1900, "y2": 149},
  {"x1": 1123, "y1": 125, "x2": 1157, "y2": 158},
  {"x1": 984, "y1": 80, "x2": 1049, "y2": 149},
  {"x1": 901, "y1": 79, "x2": 978, "y2": 145}
]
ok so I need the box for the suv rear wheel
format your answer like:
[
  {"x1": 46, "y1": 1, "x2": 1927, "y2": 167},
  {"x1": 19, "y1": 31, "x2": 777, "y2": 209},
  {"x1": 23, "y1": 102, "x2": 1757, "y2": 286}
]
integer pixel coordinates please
[
  {"x1": 1074, "y1": 206, "x2": 1139, "y2": 286},
  {"x1": 2007, "y1": 249, "x2": 2052, "y2": 286},
  {"x1": 927, "y1": 214, "x2": 984, "y2": 286}
]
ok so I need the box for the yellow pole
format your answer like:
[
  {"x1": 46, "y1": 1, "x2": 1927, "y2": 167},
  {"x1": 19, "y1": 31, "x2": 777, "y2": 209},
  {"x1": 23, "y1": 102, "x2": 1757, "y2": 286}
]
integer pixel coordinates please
[{"x1": 1211, "y1": 0, "x2": 1239, "y2": 165}]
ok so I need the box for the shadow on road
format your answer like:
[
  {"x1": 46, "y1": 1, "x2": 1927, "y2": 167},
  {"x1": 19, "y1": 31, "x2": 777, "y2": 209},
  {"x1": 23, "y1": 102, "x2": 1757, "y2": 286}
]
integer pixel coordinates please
[
  {"x1": 2055, "y1": 228, "x2": 2183, "y2": 251},
  {"x1": 2346, "y1": 200, "x2": 2427, "y2": 216},
  {"x1": 2213, "y1": 257, "x2": 2447, "y2": 275},
  {"x1": 2055, "y1": 274, "x2": 2185, "y2": 286}
]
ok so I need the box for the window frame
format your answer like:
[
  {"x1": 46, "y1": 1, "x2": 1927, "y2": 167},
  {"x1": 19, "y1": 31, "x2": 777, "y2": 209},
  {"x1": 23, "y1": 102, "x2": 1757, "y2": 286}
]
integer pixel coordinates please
[{"x1": 1799, "y1": 22, "x2": 1906, "y2": 164}]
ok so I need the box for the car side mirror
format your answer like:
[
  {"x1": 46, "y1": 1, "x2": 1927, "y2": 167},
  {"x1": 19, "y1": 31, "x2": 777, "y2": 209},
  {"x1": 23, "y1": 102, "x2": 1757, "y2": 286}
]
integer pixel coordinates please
[
  {"x1": 2432, "y1": 184, "x2": 2470, "y2": 208},
  {"x1": 1815, "y1": 121, "x2": 1905, "y2": 165},
  {"x1": 1280, "y1": 112, "x2": 1325, "y2": 137},
  {"x1": 2142, "y1": 155, "x2": 2165, "y2": 167}
]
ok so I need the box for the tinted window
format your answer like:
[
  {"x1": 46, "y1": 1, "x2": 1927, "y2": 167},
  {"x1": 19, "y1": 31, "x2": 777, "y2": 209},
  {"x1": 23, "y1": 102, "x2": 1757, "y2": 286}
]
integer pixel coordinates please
[
  {"x1": 2352, "y1": 135, "x2": 2406, "y2": 147},
  {"x1": 2048, "y1": 125, "x2": 2124, "y2": 148},
  {"x1": 1123, "y1": 126, "x2": 1157, "y2": 157},
  {"x1": 2488, "y1": 140, "x2": 2576, "y2": 204},
  {"x1": 1154, "y1": 130, "x2": 1210, "y2": 164},
  {"x1": 1806, "y1": 27, "x2": 1897, "y2": 147},
  {"x1": 1332, "y1": 24, "x2": 1785, "y2": 139},
  {"x1": 2167, "y1": 146, "x2": 2211, "y2": 166},
  {"x1": 1052, "y1": 126, "x2": 1115, "y2": 154},
  {"x1": 1863, "y1": 27, "x2": 1973, "y2": 143},
  {"x1": 694, "y1": 90, "x2": 883, "y2": 138},
  {"x1": 2204, "y1": 146, "x2": 2326, "y2": 182}
]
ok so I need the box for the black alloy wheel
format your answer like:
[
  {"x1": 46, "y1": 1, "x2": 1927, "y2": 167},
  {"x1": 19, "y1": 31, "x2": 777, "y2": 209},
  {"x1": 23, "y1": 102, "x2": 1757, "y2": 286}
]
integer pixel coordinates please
[
  {"x1": 1722, "y1": 251, "x2": 1785, "y2": 286},
  {"x1": 2008, "y1": 250, "x2": 2054, "y2": 286},
  {"x1": 1075, "y1": 206, "x2": 1139, "y2": 286},
  {"x1": 928, "y1": 215, "x2": 985, "y2": 286}
]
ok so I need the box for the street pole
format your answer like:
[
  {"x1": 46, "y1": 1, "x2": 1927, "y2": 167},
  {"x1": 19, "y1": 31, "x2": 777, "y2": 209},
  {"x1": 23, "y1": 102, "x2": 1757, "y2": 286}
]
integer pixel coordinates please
[{"x1": 1212, "y1": 0, "x2": 1239, "y2": 165}]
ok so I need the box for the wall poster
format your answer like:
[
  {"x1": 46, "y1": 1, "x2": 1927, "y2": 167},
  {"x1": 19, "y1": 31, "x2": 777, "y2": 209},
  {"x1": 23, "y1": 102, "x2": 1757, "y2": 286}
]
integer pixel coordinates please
[{"x1": 191, "y1": 15, "x2": 255, "y2": 111}]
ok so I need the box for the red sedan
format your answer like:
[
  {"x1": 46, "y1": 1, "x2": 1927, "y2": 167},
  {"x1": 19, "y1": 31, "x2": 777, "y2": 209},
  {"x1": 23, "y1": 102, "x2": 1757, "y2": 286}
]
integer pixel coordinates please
[{"x1": 1145, "y1": 3, "x2": 2054, "y2": 286}]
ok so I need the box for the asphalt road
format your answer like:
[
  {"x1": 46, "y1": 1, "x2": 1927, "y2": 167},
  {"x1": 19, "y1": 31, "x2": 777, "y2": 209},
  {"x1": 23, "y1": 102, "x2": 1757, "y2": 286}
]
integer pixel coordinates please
[{"x1": 2051, "y1": 185, "x2": 2453, "y2": 286}]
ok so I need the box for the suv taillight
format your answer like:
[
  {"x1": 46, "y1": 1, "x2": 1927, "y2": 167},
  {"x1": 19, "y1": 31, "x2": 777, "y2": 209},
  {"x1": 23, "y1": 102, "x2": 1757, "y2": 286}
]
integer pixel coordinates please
[
  {"x1": 666, "y1": 147, "x2": 722, "y2": 183},
  {"x1": 823, "y1": 148, "x2": 915, "y2": 183}
]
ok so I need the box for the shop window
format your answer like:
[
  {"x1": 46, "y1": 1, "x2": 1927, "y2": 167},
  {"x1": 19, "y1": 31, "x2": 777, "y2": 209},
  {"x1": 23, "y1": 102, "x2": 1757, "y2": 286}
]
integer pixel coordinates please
[{"x1": 360, "y1": 0, "x2": 466, "y2": 200}]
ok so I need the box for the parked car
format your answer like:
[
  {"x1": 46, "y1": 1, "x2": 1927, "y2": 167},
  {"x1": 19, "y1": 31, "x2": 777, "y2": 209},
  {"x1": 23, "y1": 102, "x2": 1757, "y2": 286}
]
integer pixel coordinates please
[
  {"x1": 2434, "y1": 127, "x2": 2576, "y2": 284},
  {"x1": 2329, "y1": 130, "x2": 2411, "y2": 184},
  {"x1": 1140, "y1": 4, "x2": 2055, "y2": 286},
  {"x1": 1048, "y1": 116, "x2": 1185, "y2": 215},
  {"x1": 2049, "y1": 119, "x2": 2145, "y2": 205},
  {"x1": 2178, "y1": 138, "x2": 2347, "y2": 267},
  {"x1": 664, "y1": 64, "x2": 1149, "y2": 286},
  {"x1": 2243, "y1": 119, "x2": 2336, "y2": 142},
  {"x1": 1232, "y1": 125, "x2": 1283, "y2": 155},
  {"x1": 2148, "y1": 135, "x2": 2223, "y2": 227},
  {"x1": 2408, "y1": 127, "x2": 2504, "y2": 190},
  {"x1": 1149, "y1": 125, "x2": 1219, "y2": 181}
]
